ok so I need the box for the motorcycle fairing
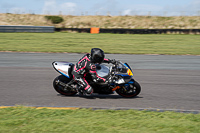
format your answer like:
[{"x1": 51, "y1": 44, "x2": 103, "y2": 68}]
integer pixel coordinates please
[
  {"x1": 52, "y1": 61, "x2": 74, "y2": 78},
  {"x1": 111, "y1": 63, "x2": 133, "y2": 84},
  {"x1": 124, "y1": 63, "x2": 133, "y2": 76}
]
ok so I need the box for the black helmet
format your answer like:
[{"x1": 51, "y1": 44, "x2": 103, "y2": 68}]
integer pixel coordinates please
[{"x1": 91, "y1": 48, "x2": 105, "y2": 63}]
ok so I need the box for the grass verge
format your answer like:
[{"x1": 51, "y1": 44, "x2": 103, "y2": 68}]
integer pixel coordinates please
[
  {"x1": 0, "y1": 33, "x2": 200, "y2": 55},
  {"x1": 0, "y1": 106, "x2": 200, "y2": 133}
]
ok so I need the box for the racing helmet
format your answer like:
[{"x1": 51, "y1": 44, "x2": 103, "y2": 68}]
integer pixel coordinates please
[{"x1": 91, "y1": 48, "x2": 105, "y2": 63}]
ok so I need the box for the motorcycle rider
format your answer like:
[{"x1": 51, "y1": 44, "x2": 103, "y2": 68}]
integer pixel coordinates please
[{"x1": 72, "y1": 48, "x2": 116, "y2": 95}]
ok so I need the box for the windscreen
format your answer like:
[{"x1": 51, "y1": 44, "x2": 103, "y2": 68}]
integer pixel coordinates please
[{"x1": 96, "y1": 64, "x2": 110, "y2": 78}]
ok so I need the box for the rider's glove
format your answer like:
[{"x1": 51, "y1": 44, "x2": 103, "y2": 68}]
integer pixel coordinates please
[{"x1": 110, "y1": 59, "x2": 116, "y2": 64}]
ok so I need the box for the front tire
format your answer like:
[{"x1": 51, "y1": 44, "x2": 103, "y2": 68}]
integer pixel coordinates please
[
  {"x1": 116, "y1": 80, "x2": 141, "y2": 98},
  {"x1": 53, "y1": 75, "x2": 77, "y2": 96}
]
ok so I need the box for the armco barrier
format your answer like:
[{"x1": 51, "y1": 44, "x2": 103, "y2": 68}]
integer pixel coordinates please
[
  {"x1": 0, "y1": 25, "x2": 54, "y2": 33},
  {"x1": 55, "y1": 28, "x2": 200, "y2": 34},
  {"x1": 1, "y1": 26, "x2": 199, "y2": 34},
  {"x1": 55, "y1": 28, "x2": 90, "y2": 33}
]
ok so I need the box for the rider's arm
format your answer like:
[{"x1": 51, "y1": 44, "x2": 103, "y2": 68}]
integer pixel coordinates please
[
  {"x1": 103, "y1": 58, "x2": 116, "y2": 64},
  {"x1": 89, "y1": 64, "x2": 106, "y2": 82},
  {"x1": 102, "y1": 58, "x2": 110, "y2": 63}
]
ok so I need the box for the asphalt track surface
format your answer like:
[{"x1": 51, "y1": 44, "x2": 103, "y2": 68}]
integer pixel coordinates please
[{"x1": 1, "y1": 52, "x2": 200, "y2": 112}]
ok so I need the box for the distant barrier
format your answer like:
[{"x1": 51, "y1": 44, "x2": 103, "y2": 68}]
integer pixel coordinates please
[
  {"x1": 1, "y1": 26, "x2": 199, "y2": 34},
  {"x1": 55, "y1": 28, "x2": 200, "y2": 34},
  {"x1": 55, "y1": 28, "x2": 90, "y2": 33},
  {"x1": 100, "y1": 29, "x2": 200, "y2": 34},
  {"x1": 0, "y1": 25, "x2": 54, "y2": 33}
]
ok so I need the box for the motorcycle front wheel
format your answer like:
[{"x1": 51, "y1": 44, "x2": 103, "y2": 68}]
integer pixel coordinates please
[
  {"x1": 116, "y1": 80, "x2": 141, "y2": 98},
  {"x1": 53, "y1": 75, "x2": 77, "y2": 96}
]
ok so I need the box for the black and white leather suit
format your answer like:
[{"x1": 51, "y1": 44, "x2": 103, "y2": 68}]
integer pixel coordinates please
[{"x1": 72, "y1": 53, "x2": 111, "y2": 94}]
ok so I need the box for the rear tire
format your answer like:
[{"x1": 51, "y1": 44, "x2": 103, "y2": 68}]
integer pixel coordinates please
[
  {"x1": 116, "y1": 80, "x2": 141, "y2": 98},
  {"x1": 53, "y1": 75, "x2": 77, "y2": 96}
]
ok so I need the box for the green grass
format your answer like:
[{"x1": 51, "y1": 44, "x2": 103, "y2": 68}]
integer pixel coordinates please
[
  {"x1": 0, "y1": 107, "x2": 200, "y2": 133},
  {"x1": 0, "y1": 33, "x2": 200, "y2": 55}
]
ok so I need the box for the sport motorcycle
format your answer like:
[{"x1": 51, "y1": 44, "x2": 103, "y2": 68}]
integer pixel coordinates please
[{"x1": 52, "y1": 60, "x2": 141, "y2": 98}]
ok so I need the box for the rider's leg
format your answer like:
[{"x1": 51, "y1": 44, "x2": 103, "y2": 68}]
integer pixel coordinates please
[{"x1": 73, "y1": 75, "x2": 93, "y2": 94}]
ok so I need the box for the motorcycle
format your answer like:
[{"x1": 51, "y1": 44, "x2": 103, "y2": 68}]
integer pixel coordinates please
[{"x1": 52, "y1": 60, "x2": 141, "y2": 98}]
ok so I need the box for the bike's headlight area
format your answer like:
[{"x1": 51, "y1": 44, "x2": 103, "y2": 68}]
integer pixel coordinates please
[{"x1": 127, "y1": 68, "x2": 133, "y2": 76}]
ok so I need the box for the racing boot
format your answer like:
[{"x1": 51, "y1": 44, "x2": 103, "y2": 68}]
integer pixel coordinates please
[{"x1": 85, "y1": 86, "x2": 93, "y2": 95}]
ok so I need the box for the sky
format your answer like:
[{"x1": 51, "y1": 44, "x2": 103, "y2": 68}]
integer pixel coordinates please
[{"x1": 0, "y1": 0, "x2": 200, "y2": 16}]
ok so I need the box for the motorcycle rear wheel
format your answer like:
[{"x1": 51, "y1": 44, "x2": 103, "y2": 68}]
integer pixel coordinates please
[
  {"x1": 116, "y1": 80, "x2": 141, "y2": 98},
  {"x1": 53, "y1": 75, "x2": 77, "y2": 96}
]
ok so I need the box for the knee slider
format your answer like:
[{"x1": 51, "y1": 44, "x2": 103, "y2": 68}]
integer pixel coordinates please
[{"x1": 85, "y1": 86, "x2": 93, "y2": 94}]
